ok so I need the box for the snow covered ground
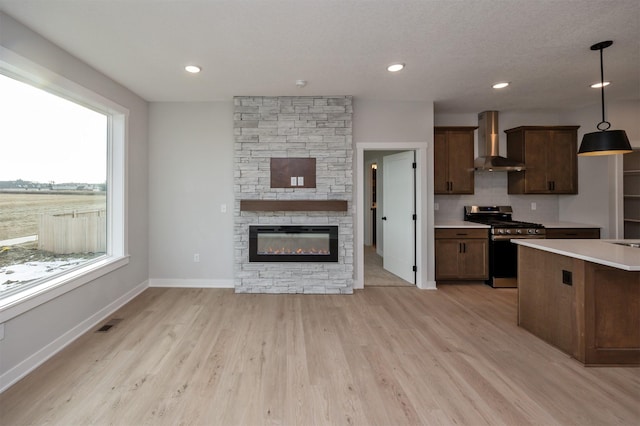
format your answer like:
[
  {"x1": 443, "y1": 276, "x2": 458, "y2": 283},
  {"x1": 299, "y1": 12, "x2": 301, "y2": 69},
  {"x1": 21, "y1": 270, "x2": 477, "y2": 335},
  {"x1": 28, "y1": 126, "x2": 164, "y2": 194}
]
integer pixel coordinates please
[{"x1": 0, "y1": 258, "x2": 88, "y2": 294}]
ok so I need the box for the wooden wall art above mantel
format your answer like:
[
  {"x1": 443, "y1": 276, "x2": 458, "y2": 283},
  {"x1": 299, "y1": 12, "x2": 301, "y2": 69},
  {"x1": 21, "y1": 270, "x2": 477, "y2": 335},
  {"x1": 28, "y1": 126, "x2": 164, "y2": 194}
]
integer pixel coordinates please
[{"x1": 270, "y1": 158, "x2": 316, "y2": 188}]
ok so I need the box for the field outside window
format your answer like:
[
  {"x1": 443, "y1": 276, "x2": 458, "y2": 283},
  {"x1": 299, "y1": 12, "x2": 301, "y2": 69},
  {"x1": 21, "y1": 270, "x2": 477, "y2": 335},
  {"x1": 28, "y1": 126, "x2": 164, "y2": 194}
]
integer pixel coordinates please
[{"x1": 0, "y1": 73, "x2": 108, "y2": 300}]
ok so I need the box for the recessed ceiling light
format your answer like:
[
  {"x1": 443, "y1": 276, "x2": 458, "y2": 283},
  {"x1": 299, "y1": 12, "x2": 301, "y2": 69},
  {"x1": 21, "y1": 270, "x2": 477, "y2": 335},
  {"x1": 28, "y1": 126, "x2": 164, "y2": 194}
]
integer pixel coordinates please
[
  {"x1": 492, "y1": 82, "x2": 510, "y2": 89},
  {"x1": 590, "y1": 81, "x2": 610, "y2": 88},
  {"x1": 185, "y1": 65, "x2": 201, "y2": 74},
  {"x1": 387, "y1": 63, "x2": 405, "y2": 72}
]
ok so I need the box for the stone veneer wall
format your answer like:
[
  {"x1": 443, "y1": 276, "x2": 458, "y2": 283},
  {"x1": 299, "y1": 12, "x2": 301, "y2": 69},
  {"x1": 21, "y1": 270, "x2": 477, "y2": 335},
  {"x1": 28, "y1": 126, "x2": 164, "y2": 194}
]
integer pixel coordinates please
[{"x1": 233, "y1": 96, "x2": 353, "y2": 294}]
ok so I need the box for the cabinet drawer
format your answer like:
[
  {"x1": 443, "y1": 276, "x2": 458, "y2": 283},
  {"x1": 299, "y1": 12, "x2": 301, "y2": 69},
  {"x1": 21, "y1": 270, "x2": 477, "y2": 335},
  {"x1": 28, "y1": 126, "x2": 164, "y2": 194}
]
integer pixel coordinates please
[
  {"x1": 545, "y1": 228, "x2": 600, "y2": 239},
  {"x1": 435, "y1": 228, "x2": 488, "y2": 239}
]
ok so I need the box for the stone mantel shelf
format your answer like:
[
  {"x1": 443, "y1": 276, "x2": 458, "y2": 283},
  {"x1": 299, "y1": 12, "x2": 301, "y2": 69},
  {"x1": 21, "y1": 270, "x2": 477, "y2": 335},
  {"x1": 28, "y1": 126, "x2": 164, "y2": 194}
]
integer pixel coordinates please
[{"x1": 240, "y1": 200, "x2": 348, "y2": 212}]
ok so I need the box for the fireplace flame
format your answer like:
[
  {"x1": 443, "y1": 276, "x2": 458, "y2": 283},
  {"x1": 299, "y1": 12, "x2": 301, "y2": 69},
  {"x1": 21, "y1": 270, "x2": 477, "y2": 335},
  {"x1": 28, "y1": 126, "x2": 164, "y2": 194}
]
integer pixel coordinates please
[{"x1": 260, "y1": 246, "x2": 329, "y2": 255}]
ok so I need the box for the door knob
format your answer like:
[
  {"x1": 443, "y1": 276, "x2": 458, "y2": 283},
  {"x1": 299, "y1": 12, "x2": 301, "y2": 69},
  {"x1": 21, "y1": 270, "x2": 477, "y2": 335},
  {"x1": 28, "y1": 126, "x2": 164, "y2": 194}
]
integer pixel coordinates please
[{"x1": 382, "y1": 216, "x2": 387, "y2": 220}]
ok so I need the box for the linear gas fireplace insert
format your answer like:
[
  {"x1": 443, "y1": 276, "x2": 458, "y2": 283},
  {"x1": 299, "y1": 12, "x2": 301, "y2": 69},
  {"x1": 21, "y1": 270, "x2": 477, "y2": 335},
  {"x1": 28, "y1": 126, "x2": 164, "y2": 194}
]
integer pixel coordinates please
[{"x1": 249, "y1": 225, "x2": 338, "y2": 262}]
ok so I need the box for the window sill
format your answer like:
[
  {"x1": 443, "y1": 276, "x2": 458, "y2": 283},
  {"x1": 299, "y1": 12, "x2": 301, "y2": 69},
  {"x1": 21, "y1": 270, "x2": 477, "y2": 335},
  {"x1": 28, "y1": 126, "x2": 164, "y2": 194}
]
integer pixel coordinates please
[{"x1": 0, "y1": 255, "x2": 130, "y2": 323}]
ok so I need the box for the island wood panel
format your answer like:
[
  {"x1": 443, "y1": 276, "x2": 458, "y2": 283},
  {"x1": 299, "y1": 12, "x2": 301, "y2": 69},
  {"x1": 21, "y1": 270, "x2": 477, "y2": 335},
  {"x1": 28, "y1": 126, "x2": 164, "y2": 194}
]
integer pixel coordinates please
[
  {"x1": 517, "y1": 246, "x2": 574, "y2": 354},
  {"x1": 240, "y1": 199, "x2": 348, "y2": 212},
  {"x1": 585, "y1": 264, "x2": 640, "y2": 365},
  {"x1": 518, "y1": 245, "x2": 640, "y2": 365}
]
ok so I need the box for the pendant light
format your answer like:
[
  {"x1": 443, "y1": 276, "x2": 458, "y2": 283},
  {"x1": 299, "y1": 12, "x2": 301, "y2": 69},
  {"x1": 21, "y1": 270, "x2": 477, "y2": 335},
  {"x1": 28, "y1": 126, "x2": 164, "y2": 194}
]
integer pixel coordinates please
[{"x1": 578, "y1": 40, "x2": 632, "y2": 156}]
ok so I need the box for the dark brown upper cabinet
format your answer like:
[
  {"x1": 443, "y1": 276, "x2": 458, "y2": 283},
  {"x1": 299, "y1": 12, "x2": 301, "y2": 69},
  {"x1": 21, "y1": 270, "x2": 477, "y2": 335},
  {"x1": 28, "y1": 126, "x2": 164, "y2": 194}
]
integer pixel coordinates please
[
  {"x1": 434, "y1": 126, "x2": 477, "y2": 194},
  {"x1": 506, "y1": 126, "x2": 579, "y2": 194}
]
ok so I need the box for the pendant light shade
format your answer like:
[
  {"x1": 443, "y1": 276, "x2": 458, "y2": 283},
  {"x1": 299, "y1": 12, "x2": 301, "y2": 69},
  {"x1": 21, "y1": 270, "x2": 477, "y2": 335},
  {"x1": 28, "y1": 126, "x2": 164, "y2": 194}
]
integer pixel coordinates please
[
  {"x1": 578, "y1": 129, "x2": 631, "y2": 156},
  {"x1": 577, "y1": 40, "x2": 632, "y2": 156}
]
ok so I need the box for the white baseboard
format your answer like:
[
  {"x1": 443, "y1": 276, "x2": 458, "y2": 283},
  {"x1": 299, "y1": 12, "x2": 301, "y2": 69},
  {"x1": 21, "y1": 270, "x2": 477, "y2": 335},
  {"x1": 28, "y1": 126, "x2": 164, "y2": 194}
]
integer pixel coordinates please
[
  {"x1": 418, "y1": 280, "x2": 438, "y2": 290},
  {"x1": 0, "y1": 280, "x2": 148, "y2": 394},
  {"x1": 149, "y1": 278, "x2": 234, "y2": 288}
]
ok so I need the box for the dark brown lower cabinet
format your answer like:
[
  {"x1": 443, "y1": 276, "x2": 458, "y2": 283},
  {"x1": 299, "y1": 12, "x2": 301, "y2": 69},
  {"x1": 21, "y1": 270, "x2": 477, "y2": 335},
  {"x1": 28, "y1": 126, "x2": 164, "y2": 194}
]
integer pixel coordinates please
[
  {"x1": 545, "y1": 228, "x2": 600, "y2": 239},
  {"x1": 435, "y1": 228, "x2": 488, "y2": 280}
]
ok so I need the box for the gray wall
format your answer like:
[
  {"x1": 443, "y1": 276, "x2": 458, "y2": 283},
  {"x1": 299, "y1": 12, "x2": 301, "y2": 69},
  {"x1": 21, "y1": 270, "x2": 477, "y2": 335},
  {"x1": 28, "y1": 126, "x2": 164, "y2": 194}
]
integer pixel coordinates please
[
  {"x1": 148, "y1": 102, "x2": 235, "y2": 285},
  {"x1": 0, "y1": 13, "x2": 149, "y2": 387}
]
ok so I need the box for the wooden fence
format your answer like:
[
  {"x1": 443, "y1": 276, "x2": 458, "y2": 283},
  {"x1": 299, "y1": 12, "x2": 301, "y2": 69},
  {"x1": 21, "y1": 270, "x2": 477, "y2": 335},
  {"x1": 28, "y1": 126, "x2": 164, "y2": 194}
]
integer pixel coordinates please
[{"x1": 38, "y1": 209, "x2": 106, "y2": 254}]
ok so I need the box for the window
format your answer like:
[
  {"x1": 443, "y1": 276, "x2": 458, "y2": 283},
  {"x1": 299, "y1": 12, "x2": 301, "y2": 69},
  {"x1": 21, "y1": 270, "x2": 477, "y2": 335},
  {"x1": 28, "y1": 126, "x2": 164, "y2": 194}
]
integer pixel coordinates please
[{"x1": 0, "y1": 53, "x2": 128, "y2": 317}]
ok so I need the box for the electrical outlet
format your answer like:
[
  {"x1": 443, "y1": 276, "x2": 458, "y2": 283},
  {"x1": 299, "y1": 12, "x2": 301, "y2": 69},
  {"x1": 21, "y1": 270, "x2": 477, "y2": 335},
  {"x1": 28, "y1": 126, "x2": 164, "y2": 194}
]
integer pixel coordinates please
[
  {"x1": 434, "y1": 203, "x2": 439, "y2": 211},
  {"x1": 290, "y1": 176, "x2": 297, "y2": 186},
  {"x1": 193, "y1": 253, "x2": 200, "y2": 263},
  {"x1": 298, "y1": 176, "x2": 304, "y2": 186},
  {"x1": 562, "y1": 270, "x2": 572, "y2": 285},
  {"x1": 531, "y1": 202, "x2": 537, "y2": 210},
  {"x1": 220, "y1": 204, "x2": 227, "y2": 213}
]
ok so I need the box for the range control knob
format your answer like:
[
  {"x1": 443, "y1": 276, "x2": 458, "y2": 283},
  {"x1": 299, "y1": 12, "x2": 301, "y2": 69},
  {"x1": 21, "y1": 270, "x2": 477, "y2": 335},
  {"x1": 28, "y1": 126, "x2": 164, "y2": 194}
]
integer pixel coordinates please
[
  {"x1": 505, "y1": 229, "x2": 511, "y2": 235},
  {"x1": 516, "y1": 229, "x2": 522, "y2": 234}
]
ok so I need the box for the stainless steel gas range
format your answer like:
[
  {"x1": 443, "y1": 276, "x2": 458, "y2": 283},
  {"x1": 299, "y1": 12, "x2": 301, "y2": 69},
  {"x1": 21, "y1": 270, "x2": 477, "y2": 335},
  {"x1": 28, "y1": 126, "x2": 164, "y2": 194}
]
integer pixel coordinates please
[{"x1": 464, "y1": 206, "x2": 545, "y2": 288}]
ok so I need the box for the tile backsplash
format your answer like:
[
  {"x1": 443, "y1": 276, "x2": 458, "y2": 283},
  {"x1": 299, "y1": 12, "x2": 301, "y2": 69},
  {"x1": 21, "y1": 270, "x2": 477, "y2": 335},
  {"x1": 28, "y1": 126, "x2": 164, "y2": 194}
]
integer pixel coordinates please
[{"x1": 434, "y1": 171, "x2": 559, "y2": 223}]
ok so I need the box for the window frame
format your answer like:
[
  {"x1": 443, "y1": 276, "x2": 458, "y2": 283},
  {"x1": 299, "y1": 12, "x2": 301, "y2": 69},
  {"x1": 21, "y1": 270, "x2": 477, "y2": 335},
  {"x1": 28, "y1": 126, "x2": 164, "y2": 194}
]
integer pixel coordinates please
[{"x1": 0, "y1": 46, "x2": 129, "y2": 323}]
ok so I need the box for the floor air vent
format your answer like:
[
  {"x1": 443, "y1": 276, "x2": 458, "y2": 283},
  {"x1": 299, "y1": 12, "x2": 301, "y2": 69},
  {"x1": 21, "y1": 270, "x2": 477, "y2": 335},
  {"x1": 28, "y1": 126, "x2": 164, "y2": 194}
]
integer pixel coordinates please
[{"x1": 95, "y1": 318, "x2": 123, "y2": 333}]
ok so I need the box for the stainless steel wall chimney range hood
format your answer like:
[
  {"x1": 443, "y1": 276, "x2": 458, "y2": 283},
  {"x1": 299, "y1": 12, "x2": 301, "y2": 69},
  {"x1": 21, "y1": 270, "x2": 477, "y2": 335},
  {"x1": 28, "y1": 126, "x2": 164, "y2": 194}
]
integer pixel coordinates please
[{"x1": 474, "y1": 111, "x2": 525, "y2": 172}]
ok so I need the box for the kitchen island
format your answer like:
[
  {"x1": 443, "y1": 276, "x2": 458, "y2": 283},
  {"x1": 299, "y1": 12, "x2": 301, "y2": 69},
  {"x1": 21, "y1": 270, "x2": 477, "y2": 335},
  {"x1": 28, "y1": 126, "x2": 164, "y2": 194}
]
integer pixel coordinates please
[{"x1": 512, "y1": 239, "x2": 640, "y2": 365}]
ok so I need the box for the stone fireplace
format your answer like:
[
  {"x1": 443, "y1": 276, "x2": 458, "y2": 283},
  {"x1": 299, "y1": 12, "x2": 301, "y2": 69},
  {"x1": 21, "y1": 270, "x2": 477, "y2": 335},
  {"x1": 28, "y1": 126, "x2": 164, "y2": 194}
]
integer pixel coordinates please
[{"x1": 234, "y1": 96, "x2": 353, "y2": 294}]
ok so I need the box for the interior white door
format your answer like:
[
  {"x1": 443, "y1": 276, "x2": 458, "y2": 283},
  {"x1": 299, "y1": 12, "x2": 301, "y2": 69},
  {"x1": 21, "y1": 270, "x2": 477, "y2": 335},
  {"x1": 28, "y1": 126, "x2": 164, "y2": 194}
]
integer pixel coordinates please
[{"x1": 382, "y1": 151, "x2": 415, "y2": 284}]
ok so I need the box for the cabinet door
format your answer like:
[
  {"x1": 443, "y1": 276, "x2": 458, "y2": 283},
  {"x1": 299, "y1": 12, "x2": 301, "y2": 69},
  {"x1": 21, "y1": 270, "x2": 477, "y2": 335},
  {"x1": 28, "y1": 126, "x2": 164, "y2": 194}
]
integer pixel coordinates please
[
  {"x1": 523, "y1": 130, "x2": 551, "y2": 193},
  {"x1": 435, "y1": 239, "x2": 461, "y2": 279},
  {"x1": 460, "y1": 239, "x2": 488, "y2": 279},
  {"x1": 547, "y1": 131, "x2": 577, "y2": 193},
  {"x1": 447, "y1": 131, "x2": 474, "y2": 194},
  {"x1": 433, "y1": 131, "x2": 449, "y2": 194}
]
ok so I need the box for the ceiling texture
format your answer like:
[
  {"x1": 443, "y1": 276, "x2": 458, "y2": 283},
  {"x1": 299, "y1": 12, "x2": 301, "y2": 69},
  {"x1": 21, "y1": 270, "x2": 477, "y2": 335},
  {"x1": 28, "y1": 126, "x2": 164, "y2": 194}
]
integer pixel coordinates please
[{"x1": 0, "y1": 0, "x2": 638, "y2": 113}]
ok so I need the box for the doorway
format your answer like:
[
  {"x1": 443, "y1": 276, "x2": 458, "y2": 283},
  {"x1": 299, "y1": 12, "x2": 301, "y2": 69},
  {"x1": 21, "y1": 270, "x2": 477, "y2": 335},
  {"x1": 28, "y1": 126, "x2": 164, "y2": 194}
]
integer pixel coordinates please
[
  {"x1": 355, "y1": 142, "x2": 435, "y2": 291},
  {"x1": 363, "y1": 150, "x2": 415, "y2": 287}
]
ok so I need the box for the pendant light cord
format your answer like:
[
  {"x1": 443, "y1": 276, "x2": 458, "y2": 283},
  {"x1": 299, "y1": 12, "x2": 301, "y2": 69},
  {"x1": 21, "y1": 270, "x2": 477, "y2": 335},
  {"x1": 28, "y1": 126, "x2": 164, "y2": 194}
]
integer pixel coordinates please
[{"x1": 597, "y1": 45, "x2": 611, "y2": 131}]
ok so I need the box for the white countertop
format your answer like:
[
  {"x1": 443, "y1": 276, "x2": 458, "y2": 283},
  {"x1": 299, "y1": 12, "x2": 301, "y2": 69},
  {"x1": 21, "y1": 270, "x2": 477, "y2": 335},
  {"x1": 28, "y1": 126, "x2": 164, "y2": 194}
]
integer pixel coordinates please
[
  {"x1": 434, "y1": 220, "x2": 490, "y2": 229},
  {"x1": 512, "y1": 239, "x2": 640, "y2": 271},
  {"x1": 541, "y1": 221, "x2": 601, "y2": 229}
]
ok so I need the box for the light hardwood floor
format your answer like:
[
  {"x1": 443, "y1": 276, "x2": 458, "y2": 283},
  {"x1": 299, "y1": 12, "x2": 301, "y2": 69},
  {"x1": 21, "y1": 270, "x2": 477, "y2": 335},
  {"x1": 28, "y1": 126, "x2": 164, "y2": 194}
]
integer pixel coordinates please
[{"x1": 1, "y1": 285, "x2": 638, "y2": 425}]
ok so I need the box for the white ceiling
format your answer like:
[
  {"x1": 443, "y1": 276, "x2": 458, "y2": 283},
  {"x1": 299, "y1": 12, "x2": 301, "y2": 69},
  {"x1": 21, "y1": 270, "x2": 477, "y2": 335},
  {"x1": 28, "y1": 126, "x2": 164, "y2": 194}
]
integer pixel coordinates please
[{"x1": 1, "y1": 0, "x2": 638, "y2": 113}]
